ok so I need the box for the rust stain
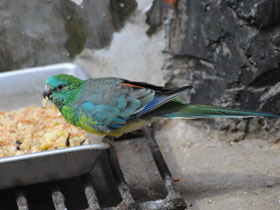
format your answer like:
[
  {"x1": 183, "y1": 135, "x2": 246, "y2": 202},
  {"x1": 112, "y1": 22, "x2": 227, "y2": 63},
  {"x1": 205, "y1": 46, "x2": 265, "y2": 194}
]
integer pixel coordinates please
[
  {"x1": 164, "y1": 0, "x2": 176, "y2": 6},
  {"x1": 173, "y1": 177, "x2": 180, "y2": 182}
]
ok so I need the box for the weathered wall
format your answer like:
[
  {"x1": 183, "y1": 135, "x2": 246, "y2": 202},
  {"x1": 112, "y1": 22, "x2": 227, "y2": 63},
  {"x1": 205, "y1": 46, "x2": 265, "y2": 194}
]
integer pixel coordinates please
[
  {"x1": 0, "y1": 0, "x2": 167, "y2": 85},
  {"x1": 162, "y1": 0, "x2": 280, "y2": 140},
  {"x1": 73, "y1": 1, "x2": 167, "y2": 85},
  {"x1": 0, "y1": 0, "x2": 136, "y2": 72}
]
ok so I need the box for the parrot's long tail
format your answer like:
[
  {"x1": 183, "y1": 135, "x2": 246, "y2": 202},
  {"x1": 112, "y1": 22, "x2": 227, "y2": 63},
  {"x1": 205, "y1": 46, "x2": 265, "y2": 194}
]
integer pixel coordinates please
[{"x1": 151, "y1": 100, "x2": 280, "y2": 119}]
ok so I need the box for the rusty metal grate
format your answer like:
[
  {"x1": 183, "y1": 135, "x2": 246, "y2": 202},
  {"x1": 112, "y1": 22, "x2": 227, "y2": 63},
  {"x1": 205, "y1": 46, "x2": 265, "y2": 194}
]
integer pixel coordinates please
[{"x1": 13, "y1": 125, "x2": 187, "y2": 210}]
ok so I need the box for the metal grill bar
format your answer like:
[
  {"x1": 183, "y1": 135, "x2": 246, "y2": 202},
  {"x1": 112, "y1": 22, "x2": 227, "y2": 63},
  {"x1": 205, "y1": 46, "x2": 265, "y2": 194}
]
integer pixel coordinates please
[
  {"x1": 107, "y1": 147, "x2": 136, "y2": 210},
  {"x1": 15, "y1": 188, "x2": 29, "y2": 210},
  {"x1": 50, "y1": 184, "x2": 67, "y2": 210},
  {"x1": 142, "y1": 125, "x2": 188, "y2": 210},
  {"x1": 81, "y1": 174, "x2": 101, "y2": 210},
  {"x1": 103, "y1": 126, "x2": 187, "y2": 210},
  {"x1": 141, "y1": 126, "x2": 172, "y2": 179}
]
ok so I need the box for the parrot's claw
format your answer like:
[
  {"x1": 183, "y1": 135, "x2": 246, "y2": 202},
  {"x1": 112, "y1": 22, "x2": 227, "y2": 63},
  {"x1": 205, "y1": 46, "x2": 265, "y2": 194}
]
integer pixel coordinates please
[{"x1": 102, "y1": 135, "x2": 115, "y2": 147}]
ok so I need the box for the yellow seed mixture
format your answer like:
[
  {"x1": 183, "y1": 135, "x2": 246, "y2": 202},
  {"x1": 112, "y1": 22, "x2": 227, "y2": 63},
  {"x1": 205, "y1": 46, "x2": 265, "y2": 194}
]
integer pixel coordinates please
[{"x1": 0, "y1": 104, "x2": 88, "y2": 158}]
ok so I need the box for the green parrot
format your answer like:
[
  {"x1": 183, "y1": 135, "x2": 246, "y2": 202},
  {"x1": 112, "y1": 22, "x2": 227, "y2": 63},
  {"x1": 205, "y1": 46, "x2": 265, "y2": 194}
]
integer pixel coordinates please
[{"x1": 43, "y1": 74, "x2": 279, "y2": 137}]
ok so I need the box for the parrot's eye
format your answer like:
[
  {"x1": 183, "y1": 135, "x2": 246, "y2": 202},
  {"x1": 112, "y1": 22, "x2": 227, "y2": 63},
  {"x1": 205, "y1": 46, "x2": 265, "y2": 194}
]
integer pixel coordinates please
[{"x1": 57, "y1": 84, "x2": 64, "y2": 91}]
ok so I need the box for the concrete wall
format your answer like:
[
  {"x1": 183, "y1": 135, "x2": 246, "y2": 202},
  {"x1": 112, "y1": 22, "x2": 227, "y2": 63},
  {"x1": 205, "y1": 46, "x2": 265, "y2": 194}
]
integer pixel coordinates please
[
  {"x1": 0, "y1": 0, "x2": 136, "y2": 71},
  {"x1": 166, "y1": 0, "x2": 280, "y2": 140}
]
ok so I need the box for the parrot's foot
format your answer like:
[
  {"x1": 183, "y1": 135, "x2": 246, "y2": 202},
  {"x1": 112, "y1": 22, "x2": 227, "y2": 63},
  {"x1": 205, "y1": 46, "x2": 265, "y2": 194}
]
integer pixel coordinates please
[{"x1": 102, "y1": 135, "x2": 115, "y2": 147}]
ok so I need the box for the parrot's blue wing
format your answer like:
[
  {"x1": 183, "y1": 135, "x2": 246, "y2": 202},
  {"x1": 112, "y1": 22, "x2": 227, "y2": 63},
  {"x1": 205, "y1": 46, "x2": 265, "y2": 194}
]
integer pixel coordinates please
[
  {"x1": 134, "y1": 85, "x2": 192, "y2": 117},
  {"x1": 77, "y1": 78, "x2": 192, "y2": 132},
  {"x1": 76, "y1": 78, "x2": 153, "y2": 132},
  {"x1": 80, "y1": 100, "x2": 138, "y2": 132}
]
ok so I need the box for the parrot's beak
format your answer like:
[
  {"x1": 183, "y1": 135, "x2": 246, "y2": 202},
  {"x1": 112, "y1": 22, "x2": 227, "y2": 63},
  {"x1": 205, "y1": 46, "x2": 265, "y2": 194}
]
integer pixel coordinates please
[{"x1": 43, "y1": 85, "x2": 52, "y2": 98}]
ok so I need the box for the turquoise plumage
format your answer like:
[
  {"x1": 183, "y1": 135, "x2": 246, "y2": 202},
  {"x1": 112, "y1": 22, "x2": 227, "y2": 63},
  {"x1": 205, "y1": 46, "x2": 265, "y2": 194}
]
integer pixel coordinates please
[{"x1": 43, "y1": 74, "x2": 280, "y2": 137}]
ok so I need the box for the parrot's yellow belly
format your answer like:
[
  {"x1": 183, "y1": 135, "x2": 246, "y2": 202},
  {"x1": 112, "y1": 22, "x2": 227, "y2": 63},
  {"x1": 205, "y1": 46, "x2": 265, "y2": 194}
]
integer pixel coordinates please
[
  {"x1": 61, "y1": 105, "x2": 154, "y2": 137},
  {"x1": 83, "y1": 117, "x2": 152, "y2": 137}
]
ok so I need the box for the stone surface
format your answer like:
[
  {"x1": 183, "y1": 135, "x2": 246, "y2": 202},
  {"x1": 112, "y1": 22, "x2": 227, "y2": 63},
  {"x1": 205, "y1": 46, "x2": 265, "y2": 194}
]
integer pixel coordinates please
[
  {"x1": 167, "y1": 0, "x2": 280, "y2": 139},
  {"x1": 226, "y1": 0, "x2": 280, "y2": 29},
  {"x1": 0, "y1": 0, "x2": 136, "y2": 72},
  {"x1": 74, "y1": 0, "x2": 167, "y2": 86}
]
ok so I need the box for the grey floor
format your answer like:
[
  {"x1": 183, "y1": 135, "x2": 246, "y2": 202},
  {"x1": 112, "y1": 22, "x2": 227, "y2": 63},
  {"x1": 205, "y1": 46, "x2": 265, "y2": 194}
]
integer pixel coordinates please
[{"x1": 116, "y1": 119, "x2": 280, "y2": 210}]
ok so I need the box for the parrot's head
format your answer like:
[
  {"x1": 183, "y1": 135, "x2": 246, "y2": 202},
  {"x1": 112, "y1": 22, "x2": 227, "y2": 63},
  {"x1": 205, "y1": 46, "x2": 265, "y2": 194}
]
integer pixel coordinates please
[{"x1": 43, "y1": 74, "x2": 83, "y2": 109}]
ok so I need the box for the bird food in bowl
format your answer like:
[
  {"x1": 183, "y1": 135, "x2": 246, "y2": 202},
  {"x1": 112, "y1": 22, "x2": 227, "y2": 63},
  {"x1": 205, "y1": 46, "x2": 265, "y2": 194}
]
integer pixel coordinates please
[
  {"x1": 0, "y1": 104, "x2": 89, "y2": 158},
  {"x1": 0, "y1": 63, "x2": 110, "y2": 190}
]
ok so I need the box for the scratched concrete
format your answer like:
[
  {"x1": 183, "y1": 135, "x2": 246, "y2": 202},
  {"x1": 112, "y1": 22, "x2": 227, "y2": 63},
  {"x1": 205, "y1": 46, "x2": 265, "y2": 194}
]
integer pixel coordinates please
[{"x1": 116, "y1": 119, "x2": 280, "y2": 210}]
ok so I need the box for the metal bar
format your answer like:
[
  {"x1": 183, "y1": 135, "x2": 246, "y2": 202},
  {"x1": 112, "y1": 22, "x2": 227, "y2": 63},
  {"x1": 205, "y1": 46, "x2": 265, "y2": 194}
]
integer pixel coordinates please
[
  {"x1": 81, "y1": 174, "x2": 101, "y2": 210},
  {"x1": 107, "y1": 147, "x2": 136, "y2": 210},
  {"x1": 15, "y1": 188, "x2": 29, "y2": 210},
  {"x1": 141, "y1": 125, "x2": 172, "y2": 179},
  {"x1": 164, "y1": 176, "x2": 188, "y2": 209},
  {"x1": 142, "y1": 125, "x2": 188, "y2": 209},
  {"x1": 50, "y1": 184, "x2": 67, "y2": 210}
]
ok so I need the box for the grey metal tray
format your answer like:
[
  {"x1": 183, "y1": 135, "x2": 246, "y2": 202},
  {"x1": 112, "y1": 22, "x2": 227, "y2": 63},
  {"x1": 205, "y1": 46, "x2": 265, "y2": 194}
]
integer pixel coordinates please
[{"x1": 0, "y1": 63, "x2": 110, "y2": 190}]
